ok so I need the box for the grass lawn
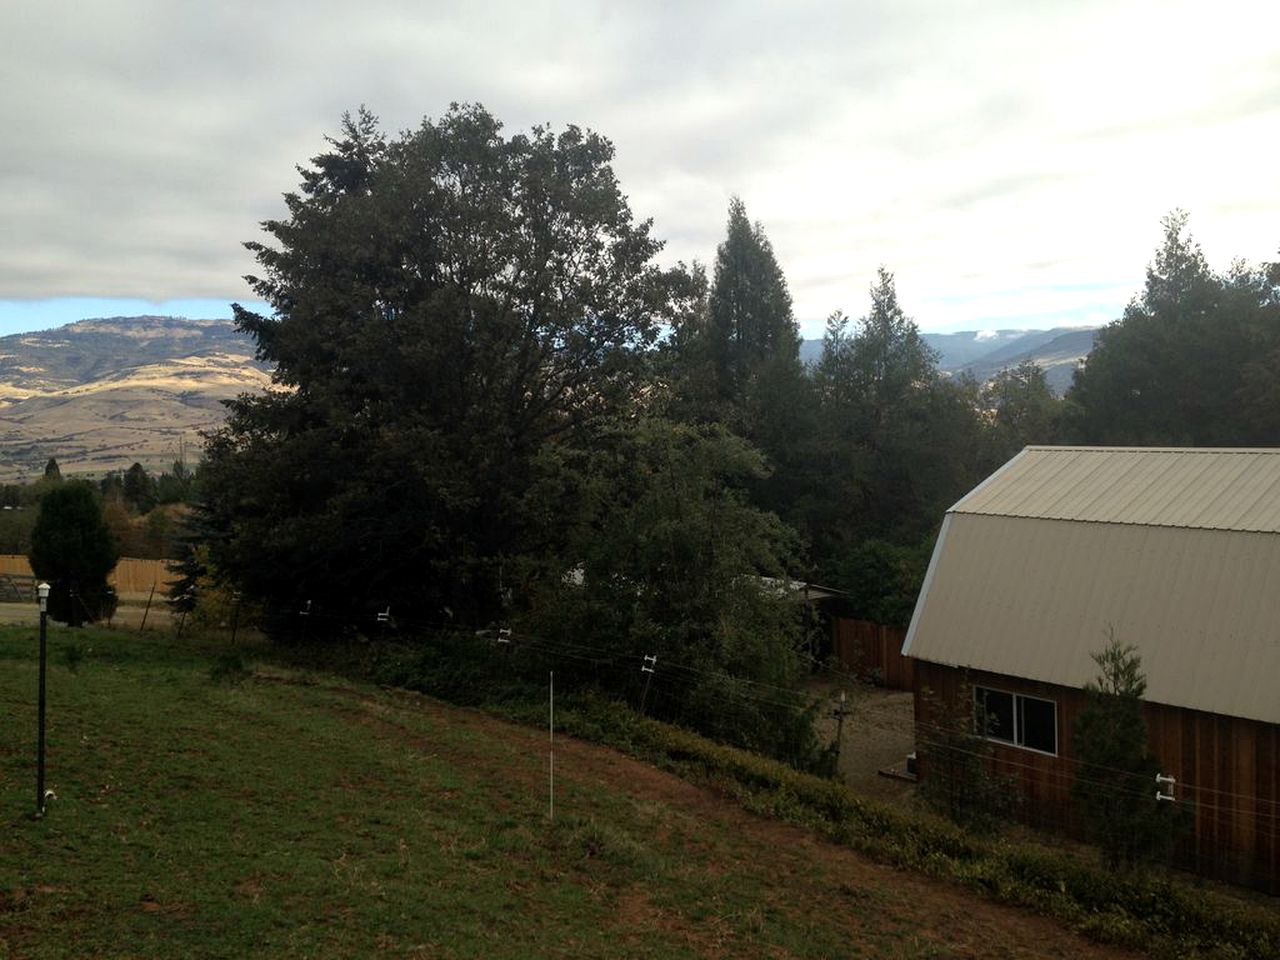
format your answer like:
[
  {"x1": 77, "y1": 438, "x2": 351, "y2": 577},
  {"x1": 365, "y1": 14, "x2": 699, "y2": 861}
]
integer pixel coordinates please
[{"x1": 0, "y1": 624, "x2": 1140, "y2": 959}]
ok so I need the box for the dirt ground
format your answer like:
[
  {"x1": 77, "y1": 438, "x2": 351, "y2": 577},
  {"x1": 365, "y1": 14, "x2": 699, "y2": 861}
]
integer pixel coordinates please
[
  {"x1": 813, "y1": 684, "x2": 918, "y2": 803},
  {"x1": 0, "y1": 597, "x2": 174, "y2": 630}
]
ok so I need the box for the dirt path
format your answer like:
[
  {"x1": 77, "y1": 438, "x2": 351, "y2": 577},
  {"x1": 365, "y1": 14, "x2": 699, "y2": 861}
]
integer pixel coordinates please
[{"x1": 304, "y1": 677, "x2": 1140, "y2": 960}]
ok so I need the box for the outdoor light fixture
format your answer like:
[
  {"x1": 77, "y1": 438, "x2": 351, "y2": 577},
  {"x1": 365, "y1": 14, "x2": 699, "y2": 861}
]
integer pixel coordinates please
[{"x1": 36, "y1": 582, "x2": 51, "y2": 816}]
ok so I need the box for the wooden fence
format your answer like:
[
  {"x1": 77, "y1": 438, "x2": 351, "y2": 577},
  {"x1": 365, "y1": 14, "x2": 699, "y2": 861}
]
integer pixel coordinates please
[
  {"x1": 0, "y1": 555, "x2": 173, "y2": 598},
  {"x1": 831, "y1": 617, "x2": 913, "y2": 690}
]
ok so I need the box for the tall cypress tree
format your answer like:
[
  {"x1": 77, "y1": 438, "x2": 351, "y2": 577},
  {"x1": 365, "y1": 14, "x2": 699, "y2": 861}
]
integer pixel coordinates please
[{"x1": 703, "y1": 197, "x2": 802, "y2": 423}]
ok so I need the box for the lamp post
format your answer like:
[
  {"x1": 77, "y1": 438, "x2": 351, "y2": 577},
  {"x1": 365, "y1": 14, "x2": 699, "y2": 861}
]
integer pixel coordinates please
[{"x1": 36, "y1": 582, "x2": 49, "y2": 817}]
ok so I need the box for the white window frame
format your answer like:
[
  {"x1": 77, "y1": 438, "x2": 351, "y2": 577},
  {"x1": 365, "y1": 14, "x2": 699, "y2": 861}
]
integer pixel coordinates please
[{"x1": 973, "y1": 685, "x2": 1058, "y2": 757}]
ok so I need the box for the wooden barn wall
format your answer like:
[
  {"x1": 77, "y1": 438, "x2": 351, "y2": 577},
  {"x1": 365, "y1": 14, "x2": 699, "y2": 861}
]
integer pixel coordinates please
[
  {"x1": 913, "y1": 661, "x2": 1279, "y2": 895},
  {"x1": 832, "y1": 618, "x2": 913, "y2": 690}
]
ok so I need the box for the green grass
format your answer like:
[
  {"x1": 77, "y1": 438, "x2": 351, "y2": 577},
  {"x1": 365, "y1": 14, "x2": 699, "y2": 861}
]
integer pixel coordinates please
[
  {"x1": 5, "y1": 624, "x2": 1272, "y2": 960},
  {"x1": 0, "y1": 625, "x2": 999, "y2": 959}
]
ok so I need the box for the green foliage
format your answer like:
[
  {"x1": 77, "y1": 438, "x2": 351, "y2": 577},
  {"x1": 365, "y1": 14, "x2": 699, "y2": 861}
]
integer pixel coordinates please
[
  {"x1": 1066, "y1": 211, "x2": 1280, "y2": 445},
  {"x1": 981, "y1": 360, "x2": 1061, "y2": 462},
  {"x1": 512, "y1": 417, "x2": 831, "y2": 769},
  {"x1": 834, "y1": 537, "x2": 932, "y2": 626},
  {"x1": 667, "y1": 198, "x2": 814, "y2": 523},
  {"x1": 204, "y1": 104, "x2": 695, "y2": 631},
  {"x1": 43, "y1": 457, "x2": 61, "y2": 481},
  {"x1": 1071, "y1": 632, "x2": 1181, "y2": 871},
  {"x1": 701, "y1": 198, "x2": 803, "y2": 420},
  {"x1": 28, "y1": 482, "x2": 119, "y2": 626},
  {"x1": 123, "y1": 462, "x2": 157, "y2": 513},
  {"x1": 804, "y1": 272, "x2": 986, "y2": 580},
  {"x1": 155, "y1": 459, "x2": 195, "y2": 505}
]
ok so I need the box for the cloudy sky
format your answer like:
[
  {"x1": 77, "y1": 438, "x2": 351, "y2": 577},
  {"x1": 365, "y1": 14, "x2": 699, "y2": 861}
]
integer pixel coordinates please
[{"x1": 2, "y1": 0, "x2": 1277, "y2": 339}]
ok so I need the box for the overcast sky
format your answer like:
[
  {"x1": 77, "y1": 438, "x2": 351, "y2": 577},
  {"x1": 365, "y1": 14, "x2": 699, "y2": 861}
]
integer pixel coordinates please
[{"x1": 2, "y1": 0, "x2": 1277, "y2": 339}]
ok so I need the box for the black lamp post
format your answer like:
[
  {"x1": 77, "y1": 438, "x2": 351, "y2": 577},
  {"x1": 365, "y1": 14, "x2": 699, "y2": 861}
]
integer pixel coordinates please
[{"x1": 36, "y1": 581, "x2": 49, "y2": 817}]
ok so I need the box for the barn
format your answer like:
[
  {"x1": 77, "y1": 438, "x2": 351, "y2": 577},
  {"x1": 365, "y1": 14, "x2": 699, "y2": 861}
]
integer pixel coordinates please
[{"x1": 903, "y1": 446, "x2": 1280, "y2": 893}]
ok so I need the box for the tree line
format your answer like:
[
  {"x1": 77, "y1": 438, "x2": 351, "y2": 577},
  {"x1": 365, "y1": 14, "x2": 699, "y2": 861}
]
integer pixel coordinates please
[
  {"x1": 17, "y1": 104, "x2": 1277, "y2": 763},
  {"x1": 162, "y1": 104, "x2": 1274, "y2": 754}
]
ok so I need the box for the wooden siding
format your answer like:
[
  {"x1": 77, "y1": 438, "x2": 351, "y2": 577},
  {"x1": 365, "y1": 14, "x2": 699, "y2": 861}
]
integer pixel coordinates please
[
  {"x1": 832, "y1": 618, "x2": 913, "y2": 690},
  {"x1": 0, "y1": 554, "x2": 172, "y2": 598},
  {"x1": 913, "y1": 661, "x2": 1279, "y2": 895}
]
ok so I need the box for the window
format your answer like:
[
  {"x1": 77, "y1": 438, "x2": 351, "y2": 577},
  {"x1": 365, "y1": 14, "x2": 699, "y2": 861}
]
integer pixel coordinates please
[{"x1": 974, "y1": 686, "x2": 1057, "y2": 755}]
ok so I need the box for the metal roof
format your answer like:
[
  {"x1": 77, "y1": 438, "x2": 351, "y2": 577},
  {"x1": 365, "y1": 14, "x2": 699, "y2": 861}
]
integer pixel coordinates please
[
  {"x1": 953, "y1": 446, "x2": 1280, "y2": 533},
  {"x1": 905, "y1": 447, "x2": 1280, "y2": 724}
]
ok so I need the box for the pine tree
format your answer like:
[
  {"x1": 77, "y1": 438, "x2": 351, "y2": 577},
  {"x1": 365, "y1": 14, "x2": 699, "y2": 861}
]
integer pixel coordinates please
[
  {"x1": 1071, "y1": 632, "x2": 1178, "y2": 870},
  {"x1": 43, "y1": 457, "x2": 61, "y2": 482}
]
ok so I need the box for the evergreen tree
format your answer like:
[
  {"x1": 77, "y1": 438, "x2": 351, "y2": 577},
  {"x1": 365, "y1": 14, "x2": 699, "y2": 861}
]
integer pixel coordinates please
[
  {"x1": 123, "y1": 462, "x2": 157, "y2": 513},
  {"x1": 668, "y1": 199, "x2": 813, "y2": 520},
  {"x1": 702, "y1": 197, "x2": 801, "y2": 421},
  {"x1": 43, "y1": 457, "x2": 61, "y2": 482},
  {"x1": 810, "y1": 271, "x2": 981, "y2": 571},
  {"x1": 28, "y1": 482, "x2": 118, "y2": 626},
  {"x1": 202, "y1": 105, "x2": 695, "y2": 633},
  {"x1": 981, "y1": 360, "x2": 1061, "y2": 464},
  {"x1": 1071, "y1": 633, "x2": 1178, "y2": 870},
  {"x1": 1066, "y1": 211, "x2": 1280, "y2": 444}
]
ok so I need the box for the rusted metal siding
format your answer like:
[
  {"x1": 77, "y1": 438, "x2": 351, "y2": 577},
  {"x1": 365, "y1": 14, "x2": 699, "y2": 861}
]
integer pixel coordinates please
[
  {"x1": 913, "y1": 661, "x2": 1280, "y2": 894},
  {"x1": 903, "y1": 513, "x2": 1280, "y2": 725}
]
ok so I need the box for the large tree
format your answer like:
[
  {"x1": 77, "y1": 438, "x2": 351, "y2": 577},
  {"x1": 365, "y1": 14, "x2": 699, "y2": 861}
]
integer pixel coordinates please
[
  {"x1": 701, "y1": 197, "x2": 802, "y2": 419},
  {"x1": 204, "y1": 105, "x2": 694, "y2": 630},
  {"x1": 811, "y1": 271, "x2": 980, "y2": 551},
  {"x1": 1066, "y1": 212, "x2": 1280, "y2": 444}
]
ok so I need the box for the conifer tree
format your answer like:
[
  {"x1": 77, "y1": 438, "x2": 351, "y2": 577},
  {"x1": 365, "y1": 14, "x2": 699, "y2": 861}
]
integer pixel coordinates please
[
  {"x1": 1071, "y1": 633, "x2": 1177, "y2": 870},
  {"x1": 29, "y1": 483, "x2": 118, "y2": 626},
  {"x1": 704, "y1": 197, "x2": 802, "y2": 422}
]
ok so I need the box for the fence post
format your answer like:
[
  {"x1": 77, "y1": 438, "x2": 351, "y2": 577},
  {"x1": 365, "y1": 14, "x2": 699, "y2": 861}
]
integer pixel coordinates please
[{"x1": 138, "y1": 581, "x2": 157, "y2": 632}]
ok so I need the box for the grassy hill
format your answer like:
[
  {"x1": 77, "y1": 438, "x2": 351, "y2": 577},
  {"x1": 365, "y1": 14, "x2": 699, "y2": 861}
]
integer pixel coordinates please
[{"x1": 0, "y1": 625, "x2": 1158, "y2": 960}]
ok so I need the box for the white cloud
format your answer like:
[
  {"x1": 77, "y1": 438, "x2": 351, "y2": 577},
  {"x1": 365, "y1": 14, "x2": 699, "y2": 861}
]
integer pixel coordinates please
[{"x1": 1, "y1": 0, "x2": 1277, "y2": 335}]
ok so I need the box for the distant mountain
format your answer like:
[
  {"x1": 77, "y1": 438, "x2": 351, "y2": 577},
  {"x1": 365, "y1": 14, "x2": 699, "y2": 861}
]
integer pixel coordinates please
[
  {"x1": 961, "y1": 328, "x2": 1099, "y2": 395},
  {"x1": 0, "y1": 316, "x2": 272, "y2": 481},
  {"x1": 799, "y1": 326, "x2": 1099, "y2": 396}
]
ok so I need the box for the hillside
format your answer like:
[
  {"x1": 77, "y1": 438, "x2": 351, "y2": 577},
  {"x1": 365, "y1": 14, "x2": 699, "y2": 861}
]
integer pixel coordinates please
[
  {"x1": 0, "y1": 623, "x2": 1142, "y2": 959},
  {"x1": 800, "y1": 326, "x2": 1099, "y2": 395},
  {"x1": 0, "y1": 317, "x2": 271, "y2": 481}
]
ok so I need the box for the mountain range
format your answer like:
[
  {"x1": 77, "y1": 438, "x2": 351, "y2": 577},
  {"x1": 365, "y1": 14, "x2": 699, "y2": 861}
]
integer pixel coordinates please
[
  {"x1": 799, "y1": 326, "x2": 1099, "y2": 395},
  {"x1": 0, "y1": 316, "x2": 1098, "y2": 482},
  {"x1": 0, "y1": 317, "x2": 270, "y2": 482}
]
